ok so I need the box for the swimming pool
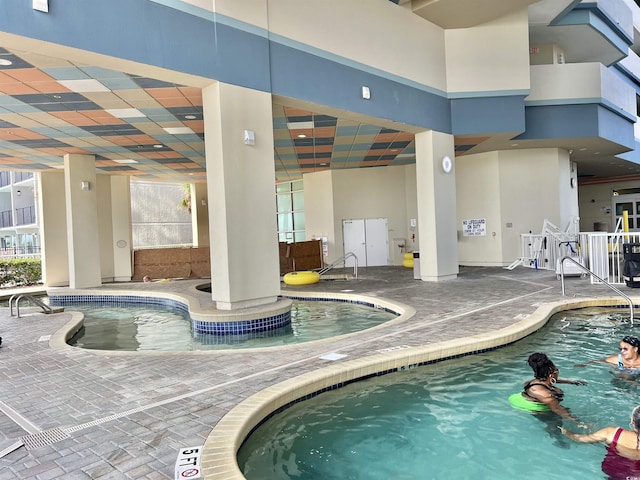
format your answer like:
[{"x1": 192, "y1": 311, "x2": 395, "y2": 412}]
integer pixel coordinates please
[
  {"x1": 237, "y1": 306, "x2": 639, "y2": 479},
  {"x1": 62, "y1": 297, "x2": 399, "y2": 351}
]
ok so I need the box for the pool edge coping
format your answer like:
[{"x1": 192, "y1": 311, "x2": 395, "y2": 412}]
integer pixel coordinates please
[{"x1": 199, "y1": 296, "x2": 631, "y2": 479}]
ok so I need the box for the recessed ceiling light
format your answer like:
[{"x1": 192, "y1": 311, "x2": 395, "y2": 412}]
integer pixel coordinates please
[
  {"x1": 287, "y1": 121, "x2": 314, "y2": 130},
  {"x1": 106, "y1": 108, "x2": 146, "y2": 118},
  {"x1": 58, "y1": 79, "x2": 109, "y2": 93},
  {"x1": 163, "y1": 127, "x2": 195, "y2": 135},
  {"x1": 319, "y1": 163, "x2": 328, "y2": 166},
  {"x1": 153, "y1": 144, "x2": 164, "y2": 148},
  {"x1": 0, "y1": 58, "x2": 12, "y2": 66},
  {"x1": 297, "y1": 134, "x2": 307, "y2": 138},
  {"x1": 184, "y1": 115, "x2": 197, "y2": 120},
  {"x1": 113, "y1": 159, "x2": 138, "y2": 164}
]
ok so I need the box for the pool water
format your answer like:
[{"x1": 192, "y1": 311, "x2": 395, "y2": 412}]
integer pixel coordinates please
[
  {"x1": 65, "y1": 300, "x2": 397, "y2": 351},
  {"x1": 238, "y1": 307, "x2": 640, "y2": 479}
]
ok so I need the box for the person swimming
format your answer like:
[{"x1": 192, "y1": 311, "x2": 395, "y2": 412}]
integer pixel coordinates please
[
  {"x1": 521, "y1": 352, "x2": 586, "y2": 423},
  {"x1": 561, "y1": 405, "x2": 640, "y2": 480},
  {"x1": 575, "y1": 336, "x2": 640, "y2": 371}
]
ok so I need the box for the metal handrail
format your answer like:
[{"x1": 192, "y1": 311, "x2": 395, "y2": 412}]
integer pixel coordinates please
[
  {"x1": 318, "y1": 252, "x2": 358, "y2": 278},
  {"x1": 9, "y1": 294, "x2": 55, "y2": 318},
  {"x1": 560, "y1": 256, "x2": 634, "y2": 324}
]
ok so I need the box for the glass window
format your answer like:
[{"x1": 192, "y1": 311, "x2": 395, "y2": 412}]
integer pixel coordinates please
[
  {"x1": 293, "y1": 212, "x2": 305, "y2": 230},
  {"x1": 276, "y1": 183, "x2": 291, "y2": 194},
  {"x1": 294, "y1": 231, "x2": 306, "y2": 242},
  {"x1": 291, "y1": 180, "x2": 303, "y2": 192},
  {"x1": 277, "y1": 213, "x2": 293, "y2": 231},
  {"x1": 292, "y1": 191, "x2": 304, "y2": 211},
  {"x1": 616, "y1": 202, "x2": 633, "y2": 216},
  {"x1": 276, "y1": 194, "x2": 292, "y2": 211}
]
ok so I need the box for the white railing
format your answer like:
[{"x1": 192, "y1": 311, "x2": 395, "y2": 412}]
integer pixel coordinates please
[
  {"x1": 587, "y1": 232, "x2": 640, "y2": 285},
  {"x1": 516, "y1": 230, "x2": 640, "y2": 285}
]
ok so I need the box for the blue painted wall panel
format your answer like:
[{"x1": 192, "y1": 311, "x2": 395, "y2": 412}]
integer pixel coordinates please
[
  {"x1": 0, "y1": 0, "x2": 272, "y2": 91},
  {"x1": 516, "y1": 104, "x2": 634, "y2": 149},
  {"x1": 269, "y1": 43, "x2": 451, "y2": 133},
  {"x1": 450, "y1": 96, "x2": 526, "y2": 135}
]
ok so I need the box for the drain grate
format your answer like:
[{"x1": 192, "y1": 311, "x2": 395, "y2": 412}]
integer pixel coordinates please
[{"x1": 20, "y1": 428, "x2": 70, "y2": 450}]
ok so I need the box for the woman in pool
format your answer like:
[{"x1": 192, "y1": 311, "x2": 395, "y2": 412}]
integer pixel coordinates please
[
  {"x1": 522, "y1": 352, "x2": 586, "y2": 422},
  {"x1": 575, "y1": 336, "x2": 640, "y2": 370},
  {"x1": 561, "y1": 405, "x2": 640, "y2": 480}
]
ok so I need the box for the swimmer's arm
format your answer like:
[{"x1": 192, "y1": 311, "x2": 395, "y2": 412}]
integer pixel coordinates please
[
  {"x1": 575, "y1": 355, "x2": 617, "y2": 368},
  {"x1": 560, "y1": 426, "x2": 615, "y2": 444},
  {"x1": 556, "y1": 377, "x2": 587, "y2": 386}
]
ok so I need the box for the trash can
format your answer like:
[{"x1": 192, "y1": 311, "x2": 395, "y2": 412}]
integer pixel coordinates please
[
  {"x1": 623, "y1": 243, "x2": 640, "y2": 287},
  {"x1": 413, "y1": 251, "x2": 420, "y2": 280}
]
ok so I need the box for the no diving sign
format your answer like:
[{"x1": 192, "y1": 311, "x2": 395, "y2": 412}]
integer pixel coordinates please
[{"x1": 175, "y1": 446, "x2": 203, "y2": 479}]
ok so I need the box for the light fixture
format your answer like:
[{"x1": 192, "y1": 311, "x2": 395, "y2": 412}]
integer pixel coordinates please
[
  {"x1": 16, "y1": 190, "x2": 21, "y2": 196},
  {"x1": 362, "y1": 86, "x2": 371, "y2": 100},
  {"x1": 243, "y1": 130, "x2": 255, "y2": 146},
  {"x1": 81, "y1": 181, "x2": 90, "y2": 191},
  {"x1": 0, "y1": 58, "x2": 12, "y2": 66},
  {"x1": 441, "y1": 155, "x2": 453, "y2": 174}
]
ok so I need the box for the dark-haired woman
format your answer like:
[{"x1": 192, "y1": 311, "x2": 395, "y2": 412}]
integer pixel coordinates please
[
  {"x1": 575, "y1": 336, "x2": 640, "y2": 370},
  {"x1": 522, "y1": 352, "x2": 586, "y2": 422},
  {"x1": 561, "y1": 406, "x2": 640, "y2": 480}
]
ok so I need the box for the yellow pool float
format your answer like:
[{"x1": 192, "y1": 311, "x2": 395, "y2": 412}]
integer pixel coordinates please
[
  {"x1": 402, "y1": 252, "x2": 414, "y2": 268},
  {"x1": 283, "y1": 271, "x2": 321, "y2": 285}
]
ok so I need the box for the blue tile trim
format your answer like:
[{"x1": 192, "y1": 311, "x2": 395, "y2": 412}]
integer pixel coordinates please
[{"x1": 48, "y1": 294, "x2": 290, "y2": 336}]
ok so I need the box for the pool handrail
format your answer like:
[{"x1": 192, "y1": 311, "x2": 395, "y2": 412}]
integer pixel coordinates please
[
  {"x1": 559, "y1": 255, "x2": 634, "y2": 324},
  {"x1": 318, "y1": 251, "x2": 358, "y2": 278}
]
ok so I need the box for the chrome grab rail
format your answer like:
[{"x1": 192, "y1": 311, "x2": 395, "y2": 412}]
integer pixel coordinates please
[
  {"x1": 9, "y1": 293, "x2": 55, "y2": 318},
  {"x1": 560, "y1": 256, "x2": 634, "y2": 325},
  {"x1": 318, "y1": 252, "x2": 358, "y2": 278}
]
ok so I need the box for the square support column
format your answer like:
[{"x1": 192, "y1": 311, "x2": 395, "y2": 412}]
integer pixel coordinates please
[
  {"x1": 203, "y1": 82, "x2": 280, "y2": 310},
  {"x1": 415, "y1": 130, "x2": 459, "y2": 281},
  {"x1": 64, "y1": 154, "x2": 101, "y2": 288}
]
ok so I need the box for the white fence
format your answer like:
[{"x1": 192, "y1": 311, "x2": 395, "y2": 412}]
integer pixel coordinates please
[{"x1": 517, "y1": 231, "x2": 640, "y2": 285}]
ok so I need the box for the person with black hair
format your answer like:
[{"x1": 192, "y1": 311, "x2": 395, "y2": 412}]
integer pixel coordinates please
[
  {"x1": 575, "y1": 336, "x2": 640, "y2": 370},
  {"x1": 522, "y1": 352, "x2": 586, "y2": 422},
  {"x1": 561, "y1": 406, "x2": 640, "y2": 480}
]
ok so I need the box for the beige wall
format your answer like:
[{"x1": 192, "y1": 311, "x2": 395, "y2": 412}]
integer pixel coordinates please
[
  {"x1": 445, "y1": 8, "x2": 530, "y2": 94},
  {"x1": 578, "y1": 180, "x2": 640, "y2": 232},
  {"x1": 304, "y1": 165, "x2": 414, "y2": 265},
  {"x1": 303, "y1": 170, "x2": 335, "y2": 259},
  {"x1": 456, "y1": 148, "x2": 577, "y2": 266},
  {"x1": 218, "y1": 0, "x2": 447, "y2": 92}
]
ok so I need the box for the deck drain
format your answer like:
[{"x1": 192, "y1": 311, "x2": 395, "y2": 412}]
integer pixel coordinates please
[{"x1": 20, "y1": 428, "x2": 70, "y2": 450}]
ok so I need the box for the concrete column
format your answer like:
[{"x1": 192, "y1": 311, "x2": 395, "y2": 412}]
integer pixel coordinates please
[
  {"x1": 64, "y1": 154, "x2": 101, "y2": 288},
  {"x1": 108, "y1": 175, "x2": 133, "y2": 282},
  {"x1": 191, "y1": 182, "x2": 209, "y2": 247},
  {"x1": 415, "y1": 130, "x2": 459, "y2": 281},
  {"x1": 203, "y1": 82, "x2": 280, "y2": 310},
  {"x1": 38, "y1": 172, "x2": 68, "y2": 287}
]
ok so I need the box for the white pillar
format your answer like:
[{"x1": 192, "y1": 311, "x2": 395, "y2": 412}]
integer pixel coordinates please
[
  {"x1": 415, "y1": 130, "x2": 459, "y2": 281},
  {"x1": 64, "y1": 154, "x2": 101, "y2": 288},
  {"x1": 108, "y1": 175, "x2": 133, "y2": 282},
  {"x1": 38, "y1": 172, "x2": 69, "y2": 287},
  {"x1": 203, "y1": 82, "x2": 280, "y2": 310}
]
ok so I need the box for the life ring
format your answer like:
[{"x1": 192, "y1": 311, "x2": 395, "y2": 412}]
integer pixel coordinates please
[
  {"x1": 508, "y1": 392, "x2": 550, "y2": 412},
  {"x1": 283, "y1": 271, "x2": 321, "y2": 285}
]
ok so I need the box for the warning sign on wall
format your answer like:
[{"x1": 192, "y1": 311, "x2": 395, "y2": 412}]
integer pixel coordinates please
[{"x1": 462, "y1": 219, "x2": 486, "y2": 237}]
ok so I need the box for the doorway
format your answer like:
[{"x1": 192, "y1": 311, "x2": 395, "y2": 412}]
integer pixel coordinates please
[{"x1": 343, "y1": 218, "x2": 388, "y2": 267}]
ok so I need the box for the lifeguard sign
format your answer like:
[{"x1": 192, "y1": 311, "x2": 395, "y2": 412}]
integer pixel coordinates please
[
  {"x1": 462, "y1": 218, "x2": 486, "y2": 237},
  {"x1": 175, "y1": 446, "x2": 203, "y2": 479}
]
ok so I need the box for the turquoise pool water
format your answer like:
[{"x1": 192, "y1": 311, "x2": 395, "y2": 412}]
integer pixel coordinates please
[
  {"x1": 238, "y1": 307, "x2": 640, "y2": 479},
  {"x1": 65, "y1": 299, "x2": 397, "y2": 351}
]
